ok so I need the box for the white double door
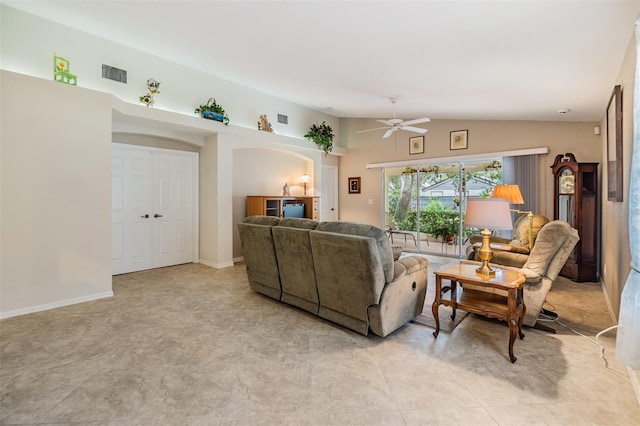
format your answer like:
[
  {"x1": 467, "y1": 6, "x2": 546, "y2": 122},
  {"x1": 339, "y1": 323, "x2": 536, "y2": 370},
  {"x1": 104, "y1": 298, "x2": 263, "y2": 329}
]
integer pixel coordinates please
[{"x1": 112, "y1": 144, "x2": 198, "y2": 275}]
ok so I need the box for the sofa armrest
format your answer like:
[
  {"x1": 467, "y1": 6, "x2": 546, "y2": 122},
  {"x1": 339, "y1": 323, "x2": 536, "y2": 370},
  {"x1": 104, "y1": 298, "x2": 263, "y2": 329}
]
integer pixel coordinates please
[{"x1": 395, "y1": 255, "x2": 429, "y2": 276}]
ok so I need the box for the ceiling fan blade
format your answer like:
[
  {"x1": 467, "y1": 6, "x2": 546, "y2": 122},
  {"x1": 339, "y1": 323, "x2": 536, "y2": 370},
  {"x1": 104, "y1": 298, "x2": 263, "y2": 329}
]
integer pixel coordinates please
[
  {"x1": 383, "y1": 128, "x2": 394, "y2": 139},
  {"x1": 401, "y1": 117, "x2": 431, "y2": 126},
  {"x1": 356, "y1": 127, "x2": 389, "y2": 134},
  {"x1": 376, "y1": 119, "x2": 392, "y2": 125},
  {"x1": 399, "y1": 126, "x2": 428, "y2": 134}
]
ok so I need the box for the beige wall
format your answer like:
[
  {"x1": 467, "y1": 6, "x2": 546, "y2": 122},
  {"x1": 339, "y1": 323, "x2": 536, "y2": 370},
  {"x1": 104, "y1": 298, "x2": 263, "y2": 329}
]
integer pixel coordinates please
[
  {"x1": 338, "y1": 118, "x2": 599, "y2": 226},
  {"x1": 0, "y1": 71, "x2": 113, "y2": 316},
  {"x1": 600, "y1": 33, "x2": 635, "y2": 320},
  {"x1": 232, "y1": 149, "x2": 311, "y2": 258}
]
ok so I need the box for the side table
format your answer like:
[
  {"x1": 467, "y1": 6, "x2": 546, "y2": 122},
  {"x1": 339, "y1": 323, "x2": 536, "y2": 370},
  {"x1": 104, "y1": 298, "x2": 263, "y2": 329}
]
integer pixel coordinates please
[{"x1": 432, "y1": 263, "x2": 526, "y2": 363}]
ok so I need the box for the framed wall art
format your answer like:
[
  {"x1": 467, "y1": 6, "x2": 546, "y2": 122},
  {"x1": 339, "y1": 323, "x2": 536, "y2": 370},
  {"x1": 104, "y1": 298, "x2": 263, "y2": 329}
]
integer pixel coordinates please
[
  {"x1": 450, "y1": 130, "x2": 468, "y2": 150},
  {"x1": 606, "y1": 84, "x2": 623, "y2": 202},
  {"x1": 409, "y1": 136, "x2": 424, "y2": 155},
  {"x1": 348, "y1": 177, "x2": 361, "y2": 194}
]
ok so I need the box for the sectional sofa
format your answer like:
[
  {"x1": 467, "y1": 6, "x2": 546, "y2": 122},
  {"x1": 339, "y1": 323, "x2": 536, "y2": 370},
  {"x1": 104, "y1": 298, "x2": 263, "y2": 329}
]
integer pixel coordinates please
[{"x1": 237, "y1": 216, "x2": 429, "y2": 337}]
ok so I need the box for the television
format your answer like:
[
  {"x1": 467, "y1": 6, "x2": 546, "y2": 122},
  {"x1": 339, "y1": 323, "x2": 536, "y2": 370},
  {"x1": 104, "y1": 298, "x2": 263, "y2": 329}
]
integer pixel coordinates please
[{"x1": 283, "y1": 203, "x2": 305, "y2": 218}]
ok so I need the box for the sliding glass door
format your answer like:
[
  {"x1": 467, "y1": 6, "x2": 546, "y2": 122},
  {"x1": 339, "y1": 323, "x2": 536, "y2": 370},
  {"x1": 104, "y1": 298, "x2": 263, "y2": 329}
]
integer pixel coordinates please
[{"x1": 384, "y1": 159, "x2": 502, "y2": 258}]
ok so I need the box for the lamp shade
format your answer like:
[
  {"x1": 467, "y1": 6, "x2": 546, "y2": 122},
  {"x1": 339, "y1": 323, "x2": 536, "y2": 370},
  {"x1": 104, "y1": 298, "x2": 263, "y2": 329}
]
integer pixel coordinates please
[
  {"x1": 299, "y1": 174, "x2": 311, "y2": 183},
  {"x1": 492, "y1": 184, "x2": 525, "y2": 204},
  {"x1": 464, "y1": 198, "x2": 513, "y2": 230}
]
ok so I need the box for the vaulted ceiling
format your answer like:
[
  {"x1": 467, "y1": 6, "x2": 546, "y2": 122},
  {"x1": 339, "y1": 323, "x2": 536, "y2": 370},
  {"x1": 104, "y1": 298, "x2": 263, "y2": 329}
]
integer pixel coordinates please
[{"x1": 6, "y1": 1, "x2": 639, "y2": 121}]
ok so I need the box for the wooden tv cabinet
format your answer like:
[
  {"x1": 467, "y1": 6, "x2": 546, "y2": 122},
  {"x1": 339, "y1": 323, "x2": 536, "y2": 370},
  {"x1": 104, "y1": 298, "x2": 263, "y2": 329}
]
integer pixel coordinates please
[{"x1": 246, "y1": 196, "x2": 319, "y2": 220}]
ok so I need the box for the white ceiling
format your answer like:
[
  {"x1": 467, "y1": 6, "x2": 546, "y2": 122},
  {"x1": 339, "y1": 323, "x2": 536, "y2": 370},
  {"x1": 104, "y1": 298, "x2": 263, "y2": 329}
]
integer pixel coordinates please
[{"x1": 5, "y1": 0, "x2": 639, "y2": 121}]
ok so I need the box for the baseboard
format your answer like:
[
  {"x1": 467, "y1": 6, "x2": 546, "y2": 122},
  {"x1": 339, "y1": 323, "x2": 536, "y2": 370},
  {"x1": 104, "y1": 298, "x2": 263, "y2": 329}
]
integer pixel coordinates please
[
  {"x1": 233, "y1": 256, "x2": 244, "y2": 263},
  {"x1": 629, "y1": 367, "x2": 640, "y2": 408},
  {"x1": 0, "y1": 291, "x2": 114, "y2": 320},
  {"x1": 199, "y1": 259, "x2": 235, "y2": 269},
  {"x1": 600, "y1": 279, "x2": 618, "y2": 324}
]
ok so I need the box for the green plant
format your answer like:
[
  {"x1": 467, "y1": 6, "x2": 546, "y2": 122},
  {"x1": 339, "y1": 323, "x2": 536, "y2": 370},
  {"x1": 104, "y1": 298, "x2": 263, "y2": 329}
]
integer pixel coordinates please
[
  {"x1": 194, "y1": 98, "x2": 230, "y2": 125},
  {"x1": 304, "y1": 121, "x2": 334, "y2": 155},
  {"x1": 399, "y1": 200, "x2": 468, "y2": 242}
]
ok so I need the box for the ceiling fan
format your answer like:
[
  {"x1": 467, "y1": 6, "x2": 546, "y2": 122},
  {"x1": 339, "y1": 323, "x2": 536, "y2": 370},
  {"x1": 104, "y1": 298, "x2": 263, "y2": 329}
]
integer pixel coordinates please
[{"x1": 357, "y1": 97, "x2": 430, "y2": 139}]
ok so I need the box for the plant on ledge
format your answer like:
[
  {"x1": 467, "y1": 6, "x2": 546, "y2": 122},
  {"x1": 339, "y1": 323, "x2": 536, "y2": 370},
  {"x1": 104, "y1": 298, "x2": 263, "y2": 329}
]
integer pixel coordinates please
[
  {"x1": 304, "y1": 121, "x2": 334, "y2": 155},
  {"x1": 194, "y1": 98, "x2": 230, "y2": 125}
]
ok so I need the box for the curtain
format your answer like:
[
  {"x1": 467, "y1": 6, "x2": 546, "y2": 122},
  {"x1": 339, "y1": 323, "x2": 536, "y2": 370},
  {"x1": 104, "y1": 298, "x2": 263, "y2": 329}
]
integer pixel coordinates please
[
  {"x1": 501, "y1": 154, "x2": 540, "y2": 238},
  {"x1": 616, "y1": 18, "x2": 640, "y2": 369}
]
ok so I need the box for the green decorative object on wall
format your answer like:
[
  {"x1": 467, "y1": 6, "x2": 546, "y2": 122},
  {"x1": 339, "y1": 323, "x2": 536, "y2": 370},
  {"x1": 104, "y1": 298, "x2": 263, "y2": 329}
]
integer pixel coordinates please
[
  {"x1": 53, "y1": 54, "x2": 77, "y2": 85},
  {"x1": 195, "y1": 98, "x2": 230, "y2": 125}
]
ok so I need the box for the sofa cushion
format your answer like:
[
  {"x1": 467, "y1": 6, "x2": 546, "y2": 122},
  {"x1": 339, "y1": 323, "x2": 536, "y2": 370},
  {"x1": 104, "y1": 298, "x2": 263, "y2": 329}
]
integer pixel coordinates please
[
  {"x1": 237, "y1": 218, "x2": 281, "y2": 300},
  {"x1": 513, "y1": 214, "x2": 550, "y2": 248},
  {"x1": 243, "y1": 215, "x2": 281, "y2": 226},
  {"x1": 315, "y1": 221, "x2": 394, "y2": 283},
  {"x1": 524, "y1": 221, "x2": 571, "y2": 277},
  {"x1": 278, "y1": 217, "x2": 318, "y2": 229}
]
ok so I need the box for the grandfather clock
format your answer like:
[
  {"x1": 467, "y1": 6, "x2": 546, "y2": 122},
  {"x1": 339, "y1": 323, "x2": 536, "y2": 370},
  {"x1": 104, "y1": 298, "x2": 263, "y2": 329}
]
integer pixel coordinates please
[{"x1": 551, "y1": 153, "x2": 599, "y2": 282}]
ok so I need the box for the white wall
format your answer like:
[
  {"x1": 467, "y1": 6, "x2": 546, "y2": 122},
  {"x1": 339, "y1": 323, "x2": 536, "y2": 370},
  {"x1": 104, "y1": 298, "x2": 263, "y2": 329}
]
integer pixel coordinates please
[
  {"x1": 0, "y1": 71, "x2": 113, "y2": 317},
  {"x1": 0, "y1": 5, "x2": 340, "y2": 143},
  {"x1": 0, "y1": 5, "x2": 342, "y2": 316}
]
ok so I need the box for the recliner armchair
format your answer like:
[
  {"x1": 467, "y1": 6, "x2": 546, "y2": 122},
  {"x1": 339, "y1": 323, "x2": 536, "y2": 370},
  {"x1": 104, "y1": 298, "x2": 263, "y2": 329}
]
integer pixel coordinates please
[
  {"x1": 463, "y1": 220, "x2": 579, "y2": 329},
  {"x1": 466, "y1": 214, "x2": 550, "y2": 268}
]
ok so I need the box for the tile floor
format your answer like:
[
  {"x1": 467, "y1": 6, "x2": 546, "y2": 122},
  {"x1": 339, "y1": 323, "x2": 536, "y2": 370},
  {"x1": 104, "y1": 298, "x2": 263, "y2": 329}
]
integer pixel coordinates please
[{"x1": 1, "y1": 256, "x2": 638, "y2": 425}]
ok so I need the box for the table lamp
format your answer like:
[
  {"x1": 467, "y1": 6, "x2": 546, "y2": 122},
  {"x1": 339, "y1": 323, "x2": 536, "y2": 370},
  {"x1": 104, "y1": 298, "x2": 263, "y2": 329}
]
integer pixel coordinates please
[
  {"x1": 464, "y1": 198, "x2": 513, "y2": 276},
  {"x1": 492, "y1": 184, "x2": 534, "y2": 250},
  {"x1": 299, "y1": 174, "x2": 311, "y2": 196}
]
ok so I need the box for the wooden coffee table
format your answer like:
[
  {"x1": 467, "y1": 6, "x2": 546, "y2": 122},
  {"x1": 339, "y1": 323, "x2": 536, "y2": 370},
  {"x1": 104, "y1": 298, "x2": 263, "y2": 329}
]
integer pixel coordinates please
[{"x1": 432, "y1": 263, "x2": 526, "y2": 363}]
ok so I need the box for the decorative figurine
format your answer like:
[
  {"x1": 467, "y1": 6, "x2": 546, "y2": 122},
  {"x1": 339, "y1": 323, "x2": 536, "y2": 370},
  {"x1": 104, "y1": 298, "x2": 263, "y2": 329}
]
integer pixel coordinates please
[
  {"x1": 258, "y1": 114, "x2": 274, "y2": 132},
  {"x1": 146, "y1": 78, "x2": 160, "y2": 94},
  {"x1": 283, "y1": 182, "x2": 290, "y2": 197},
  {"x1": 139, "y1": 93, "x2": 154, "y2": 107},
  {"x1": 139, "y1": 78, "x2": 161, "y2": 107},
  {"x1": 53, "y1": 54, "x2": 77, "y2": 85}
]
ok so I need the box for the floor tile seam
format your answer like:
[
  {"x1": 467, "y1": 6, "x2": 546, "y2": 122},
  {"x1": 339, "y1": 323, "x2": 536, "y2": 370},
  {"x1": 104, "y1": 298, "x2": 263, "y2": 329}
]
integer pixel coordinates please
[
  {"x1": 399, "y1": 406, "x2": 499, "y2": 425},
  {"x1": 217, "y1": 369, "x2": 247, "y2": 425},
  {"x1": 124, "y1": 361, "x2": 174, "y2": 425}
]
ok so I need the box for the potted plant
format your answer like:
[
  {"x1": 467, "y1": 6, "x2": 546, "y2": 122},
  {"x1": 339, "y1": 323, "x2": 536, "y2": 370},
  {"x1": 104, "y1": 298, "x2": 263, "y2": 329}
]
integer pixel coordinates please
[
  {"x1": 194, "y1": 98, "x2": 230, "y2": 125},
  {"x1": 304, "y1": 121, "x2": 334, "y2": 155}
]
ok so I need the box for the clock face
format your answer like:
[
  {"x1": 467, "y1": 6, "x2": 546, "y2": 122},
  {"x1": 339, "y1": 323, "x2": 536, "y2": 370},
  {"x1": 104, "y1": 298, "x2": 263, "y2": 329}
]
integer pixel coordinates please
[{"x1": 559, "y1": 170, "x2": 575, "y2": 194}]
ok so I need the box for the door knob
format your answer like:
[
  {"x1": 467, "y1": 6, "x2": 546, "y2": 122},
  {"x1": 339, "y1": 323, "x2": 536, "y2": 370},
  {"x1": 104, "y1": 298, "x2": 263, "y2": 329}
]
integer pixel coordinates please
[
  {"x1": 154, "y1": 214, "x2": 163, "y2": 218},
  {"x1": 141, "y1": 214, "x2": 149, "y2": 218}
]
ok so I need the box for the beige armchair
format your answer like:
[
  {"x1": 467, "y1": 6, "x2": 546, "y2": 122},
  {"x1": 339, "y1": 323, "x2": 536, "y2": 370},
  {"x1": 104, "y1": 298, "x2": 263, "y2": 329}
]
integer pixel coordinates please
[
  {"x1": 463, "y1": 220, "x2": 579, "y2": 329},
  {"x1": 466, "y1": 214, "x2": 550, "y2": 268}
]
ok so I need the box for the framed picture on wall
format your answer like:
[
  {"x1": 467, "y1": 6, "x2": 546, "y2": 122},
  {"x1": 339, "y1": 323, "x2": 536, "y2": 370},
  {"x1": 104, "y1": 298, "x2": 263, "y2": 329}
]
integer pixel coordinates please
[
  {"x1": 409, "y1": 136, "x2": 424, "y2": 155},
  {"x1": 348, "y1": 177, "x2": 361, "y2": 194},
  {"x1": 450, "y1": 130, "x2": 468, "y2": 150},
  {"x1": 606, "y1": 84, "x2": 623, "y2": 202}
]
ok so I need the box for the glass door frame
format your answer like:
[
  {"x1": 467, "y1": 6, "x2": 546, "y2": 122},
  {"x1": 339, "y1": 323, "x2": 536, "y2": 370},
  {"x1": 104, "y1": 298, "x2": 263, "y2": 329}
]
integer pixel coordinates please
[{"x1": 382, "y1": 158, "x2": 503, "y2": 259}]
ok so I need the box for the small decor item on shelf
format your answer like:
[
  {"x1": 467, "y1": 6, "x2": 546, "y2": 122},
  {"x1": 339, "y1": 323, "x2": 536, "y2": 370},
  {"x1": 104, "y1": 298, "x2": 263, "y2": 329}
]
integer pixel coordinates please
[
  {"x1": 53, "y1": 54, "x2": 77, "y2": 85},
  {"x1": 139, "y1": 78, "x2": 160, "y2": 107},
  {"x1": 304, "y1": 121, "x2": 334, "y2": 155},
  {"x1": 258, "y1": 114, "x2": 274, "y2": 132},
  {"x1": 194, "y1": 98, "x2": 230, "y2": 125},
  {"x1": 283, "y1": 182, "x2": 290, "y2": 197},
  {"x1": 146, "y1": 78, "x2": 160, "y2": 94},
  {"x1": 139, "y1": 93, "x2": 154, "y2": 107}
]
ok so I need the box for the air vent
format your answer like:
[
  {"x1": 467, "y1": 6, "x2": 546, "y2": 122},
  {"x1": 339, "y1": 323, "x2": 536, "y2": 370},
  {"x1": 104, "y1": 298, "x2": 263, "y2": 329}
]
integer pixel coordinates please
[
  {"x1": 102, "y1": 64, "x2": 127, "y2": 84},
  {"x1": 277, "y1": 114, "x2": 288, "y2": 124}
]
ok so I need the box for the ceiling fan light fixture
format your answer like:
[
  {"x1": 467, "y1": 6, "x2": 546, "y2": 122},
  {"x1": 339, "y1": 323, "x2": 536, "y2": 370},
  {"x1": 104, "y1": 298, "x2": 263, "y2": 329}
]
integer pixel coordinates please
[{"x1": 356, "y1": 97, "x2": 430, "y2": 139}]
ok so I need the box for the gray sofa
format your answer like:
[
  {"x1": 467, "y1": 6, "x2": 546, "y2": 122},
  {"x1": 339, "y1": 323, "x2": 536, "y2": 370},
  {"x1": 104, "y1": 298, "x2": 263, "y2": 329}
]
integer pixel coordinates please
[{"x1": 238, "y1": 216, "x2": 429, "y2": 337}]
